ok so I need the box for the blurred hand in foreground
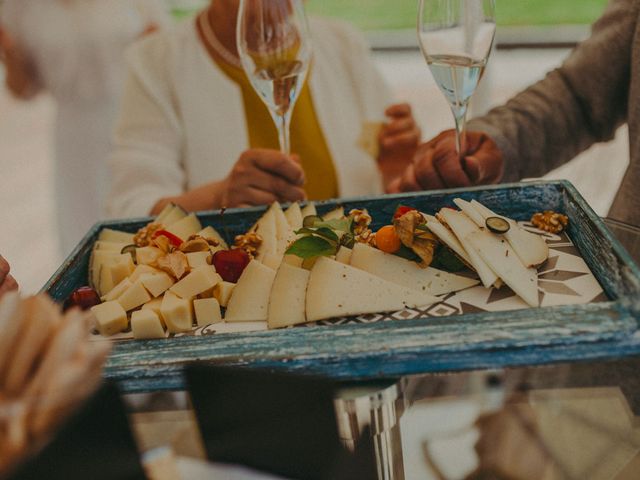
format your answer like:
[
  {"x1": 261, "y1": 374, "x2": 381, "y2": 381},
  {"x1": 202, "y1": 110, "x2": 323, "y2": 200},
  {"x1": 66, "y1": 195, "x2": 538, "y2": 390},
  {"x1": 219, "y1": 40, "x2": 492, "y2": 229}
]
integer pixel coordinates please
[
  {"x1": 152, "y1": 149, "x2": 306, "y2": 214},
  {"x1": 0, "y1": 27, "x2": 40, "y2": 99},
  {"x1": 378, "y1": 103, "x2": 421, "y2": 191},
  {"x1": 388, "y1": 129, "x2": 503, "y2": 193},
  {"x1": 0, "y1": 255, "x2": 19, "y2": 299}
]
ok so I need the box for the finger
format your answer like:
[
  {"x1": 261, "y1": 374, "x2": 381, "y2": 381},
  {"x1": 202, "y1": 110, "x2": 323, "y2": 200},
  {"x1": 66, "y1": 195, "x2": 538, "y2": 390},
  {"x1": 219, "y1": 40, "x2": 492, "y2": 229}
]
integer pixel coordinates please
[
  {"x1": 397, "y1": 164, "x2": 422, "y2": 192},
  {"x1": 381, "y1": 129, "x2": 421, "y2": 151},
  {"x1": 0, "y1": 275, "x2": 19, "y2": 297},
  {"x1": 386, "y1": 177, "x2": 402, "y2": 194},
  {"x1": 465, "y1": 148, "x2": 503, "y2": 184},
  {"x1": 0, "y1": 255, "x2": 9, "y2": 283},
  {"x1": 246, "y1": 149, "x2": 305, "y2": 186},
  {"x1": 381, "y1": 117, "x2": 415, "y2": 137},
  {"x1": 384, "y1": 103, "x2": 411, "y2": 118},
  {"x1": 414, "y1": 147, "x2": 446, "y2": 190},
  {"x1": 229, "y1": 187, "x2": 279, "y2": 207},
  {"x1": 432, "y1": 143, "x2": 472, "y2": 188},
  {"x1": 246, "y1": 168, "x2": 307, "y2": 201}
]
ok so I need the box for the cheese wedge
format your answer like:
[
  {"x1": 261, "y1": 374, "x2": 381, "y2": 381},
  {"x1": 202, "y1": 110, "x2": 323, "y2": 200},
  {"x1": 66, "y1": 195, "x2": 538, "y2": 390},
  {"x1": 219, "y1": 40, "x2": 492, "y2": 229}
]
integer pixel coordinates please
[
  {"x1": 322, "y1": 206, "x2": 344, "y2": 221},
  {"x1": 131, "y1": 310, "x2": 166, "y2": 339},
  {"x1": 186, "y1": 251, "x2": 212, "y2": 269},
  {"x1": 165, "y1": 213, "x2": 202, "y2": 243},
  {"x1": 467, "y1": 230, "x2": 539, "y2": 307},
  {"x1": 159, "y1": 204, "x2": 187, "y2": 226},
  {"x1": 141, "y1": 272, "x2": 175, "y2": 298},
  {"x1": 251, "y1": 206, "x2": 277, "y2": 262},
  {"x1": 194, "y1": 298, "x2": 223, "y2": 326},
  {"x1": 284, "y1": 202, "x2": 303, "y2": 230},
  {"x1": 437, "y1": 209, "x2": 498, "y2": 288},
  {"x1": 224, "y1": 260, "x2": 276, "y2": 322},
  {"x1": 198, "y1": 226, "x2": 228, "y2": 249},
  {"x1": 91, "y1": 301, "x2": 128, "y2": 336},
  {"x1": 469, "y1": 200, "x2": 549, "y2": 268},
  {"x1": 117, "y1": 281, "x2": 152, "y2": 312},
  {"x1": 453, "y1": 198, "x2": 485, "y2": 227},
  {"x1": 335, "y1": 246, "x2": 353, "y2": 265},
  {"x1": 160, "y1": 291, "x2": 193, "y2": 333},
  {"x1": 300, "y1": 202, "x2": 317, "y2": 218},
  {"x1": 170, "y1": 266, "x2": 221, "y2": 299},
  {"x1": 155, "y1": 202, "x2": 176, "y2": 224},
  {"x1": 306, "y1": 257, "x2": 438, "y2": 322},
  {"x1": 424, "y1": 214, "x2": 473, "y2": 266},
  {"x1": 98, "y1": 228, "x2": 134, "y2": 244},
  {"x1": 272, "y1": 202, "x2": 293, "y2": 257},
  {"x1": 350, "y1": 243, "x2": 478, "y2": 296},
  {"x1": 268, "y1": 263, "x2": 310, "y2": 329},
  {"x1": 214, "y1": 281, "x2": 236, "y2": 307}
]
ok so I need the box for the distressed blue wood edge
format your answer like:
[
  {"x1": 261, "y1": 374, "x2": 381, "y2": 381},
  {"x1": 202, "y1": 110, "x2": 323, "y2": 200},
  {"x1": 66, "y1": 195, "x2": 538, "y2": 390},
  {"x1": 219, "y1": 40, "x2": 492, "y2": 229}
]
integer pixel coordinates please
[{"x1": 104, "y1": 299, "x2": 638, "y2": 393}]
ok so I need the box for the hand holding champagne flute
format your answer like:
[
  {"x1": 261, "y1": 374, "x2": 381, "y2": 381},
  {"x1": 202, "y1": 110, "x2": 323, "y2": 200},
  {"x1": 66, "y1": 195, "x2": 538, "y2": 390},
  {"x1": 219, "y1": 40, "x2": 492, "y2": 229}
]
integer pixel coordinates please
[{"x1": 237, "y1": 0, "x2": 312, "y2": 154}]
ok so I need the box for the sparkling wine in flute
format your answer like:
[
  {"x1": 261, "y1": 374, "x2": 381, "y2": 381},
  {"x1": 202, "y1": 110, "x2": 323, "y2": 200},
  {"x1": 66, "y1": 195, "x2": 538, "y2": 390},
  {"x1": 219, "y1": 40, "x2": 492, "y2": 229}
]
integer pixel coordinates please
[
  {"x1": 251, "y1": 60, "x2": 306, "y2": 117},
  {"x1": 426, "y1": 54, "x2": 486, "y2": 111}
]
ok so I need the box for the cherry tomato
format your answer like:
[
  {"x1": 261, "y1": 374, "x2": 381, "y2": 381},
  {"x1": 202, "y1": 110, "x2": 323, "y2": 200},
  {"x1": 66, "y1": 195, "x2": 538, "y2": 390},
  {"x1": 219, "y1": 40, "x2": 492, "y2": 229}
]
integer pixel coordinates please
[
  {"x1": 152, "y1": 229, "x2": 183, "y2": 248},
  {"x1": 212, "y1": 249, "x2": 251, "y2": 283},
  {"x1": 64, "y1": 286, "x2": 101, "y2": 311},
  {"x1": 393, "y1": 205, "x2": 416, "y2": 220},
  {"x1": 376, "y1": 225, "x2": 402, "y2": 253}
]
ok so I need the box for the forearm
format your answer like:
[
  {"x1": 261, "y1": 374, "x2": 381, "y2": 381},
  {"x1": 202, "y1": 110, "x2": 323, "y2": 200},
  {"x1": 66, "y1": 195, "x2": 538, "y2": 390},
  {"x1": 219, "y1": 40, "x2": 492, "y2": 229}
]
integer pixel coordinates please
[{"x1": 150, "y1": 179, "x2": 227, "y2": 215}]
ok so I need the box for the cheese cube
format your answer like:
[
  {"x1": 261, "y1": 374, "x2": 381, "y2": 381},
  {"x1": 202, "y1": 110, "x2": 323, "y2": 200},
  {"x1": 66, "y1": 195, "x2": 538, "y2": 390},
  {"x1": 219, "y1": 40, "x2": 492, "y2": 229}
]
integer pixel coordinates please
[
  {"x1": 194, "y1": 298, "x2": 222, "y2": 326},
  {"x1": 98, "y1": 265, "x2": 116, "y2": 296},
  {"x1": 101, "y1": 278, "x2": 133, "y2": 302},
  {"x1": 160, "y1": 291, "x2": 193, "y2": 333},
  {"x1": 214, "y1": 281, "x2": 235, "y2": 307},
  {"x1": 131, "y1": 310, "x2": 166, "y2": 339},
  {"x1": 142, "y1": 297, "x2": 165, "y2": 327},
  {"x1": 170, "y1": 266, "x2": 221, "y2": 299},
  {"x1": 130, "y1": 264, "x2": 161, "y2": 282},
  {"x1": 165, "y1": 213, "x2": 202, "y2": 242},
  {"x1": 140, "y1": 273, "x2": 175, "y2": 298},
  {"x1": 136, "y1": 246, "x2": 163, "y2": 266},
  {"x1": 91, "y1": 301, "x2": 128, "y2": 336},
  {"x1": 186, "y1": 251, "x2": 212, "y2": 269},
  {"x1": 117, "y1": 281, "x2": 152, "y2": 312},
  {"x1": 110, "y1": 254, "x2": 136, "y2": 287}
]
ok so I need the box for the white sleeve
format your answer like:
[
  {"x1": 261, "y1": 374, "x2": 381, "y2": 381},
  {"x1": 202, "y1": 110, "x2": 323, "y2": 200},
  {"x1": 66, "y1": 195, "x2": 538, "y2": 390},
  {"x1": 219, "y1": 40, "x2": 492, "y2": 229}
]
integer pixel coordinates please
[
  {"x1": 107, "y1": 40, "x2": 185, "y2": 218},
  {"x1": 132, "y1": 0, "x2": 172, "y2": 29},
  {"x1": 0, "y1": 0, "x2": 26, "y2": 39}
]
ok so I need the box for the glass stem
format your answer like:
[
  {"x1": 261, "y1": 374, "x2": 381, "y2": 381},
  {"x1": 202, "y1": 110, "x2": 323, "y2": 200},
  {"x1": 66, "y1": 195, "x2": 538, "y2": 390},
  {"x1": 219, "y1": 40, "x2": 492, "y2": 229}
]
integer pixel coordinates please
[
  {"x1": 452, "y1": 104, "x2": 468, "y2": 161},
  {"x1": 276, "y1": 110, "x2": 293, "y2": 155}
]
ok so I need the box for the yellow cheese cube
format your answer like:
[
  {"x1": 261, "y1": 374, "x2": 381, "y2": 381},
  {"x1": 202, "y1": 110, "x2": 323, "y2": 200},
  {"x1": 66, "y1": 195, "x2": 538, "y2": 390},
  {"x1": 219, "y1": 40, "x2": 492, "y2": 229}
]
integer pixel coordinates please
[
  {"x1": 142, "y1": 297, "x2": 165, "y2": 327},
  {"x1": 140, "y1": 273, "x2": 175, "y2": 298},
  {"x1": 160, "y1": 291, "x2": 193, "y2": 333},
  {"x1": 91, "y1": 301, "x2": 128, "y2": 336},
  {"x1": 130, "y1": 264, "x2": 161, "y2": 282},
  {"x1": 213, "y1": 281, "x2": 235, "y2": 307},
  {"x1": 101, "y1": 277, "x2": 133, "y2": 302},
  {"x1": 136, "y1": 246, "x2": 163, "y2": 266},
  {"x1": 117, "y1": 281, "x2": 152, "y2": 312},
  {"x1": 186, "y1": 251, "x2": 212, "y2": 269},
  {"x1": 131, "y1": 310, "x2": 166, "y2": 339},
  {"x1": 169, "y1": 266, "x2": 221, "y2": 299},
  {"x1": 194, "y1": 298, "x2": 222, "y2": 326},
  {"x1": 98, "y1": 265, "x2": 116, "y2": 296},
  {"x1": 110, "y1": 254, "x2": 136, "y2": 287}
]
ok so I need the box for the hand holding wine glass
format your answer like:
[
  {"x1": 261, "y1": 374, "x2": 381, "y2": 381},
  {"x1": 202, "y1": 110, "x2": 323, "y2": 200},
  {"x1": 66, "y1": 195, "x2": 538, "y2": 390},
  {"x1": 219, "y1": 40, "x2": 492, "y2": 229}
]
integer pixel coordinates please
[
  {"x1": 418, "y1": 0, "x2": 496, "y2": 158},
  {"x1": 237, "y1": 0, "x2": 312, "y2": 155}
]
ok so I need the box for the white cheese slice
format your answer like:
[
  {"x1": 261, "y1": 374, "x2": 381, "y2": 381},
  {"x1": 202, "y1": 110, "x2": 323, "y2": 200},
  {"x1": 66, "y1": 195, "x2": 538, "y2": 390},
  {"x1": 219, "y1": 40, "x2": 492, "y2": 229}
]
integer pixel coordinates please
[
  {"x1": 136, "y1": 246, "x2": 163, "y2": 266},
  {"x1": 118, "y1": 281, "x2": 152, "y2": 312},
  {"x1": 437, "y1": 209, "x2": 499, "y2": 289},
  {"x1": 160, "y1": 291, "x2": 193, "y2": 333},
  {"x1": 197, "y1": 226, "x2": 228, "y2": 250},
  {"x1": 423, "y1": 214, "x2": 473, "y2": 266},
  {"x1": 101, "y1": 277, "x2": 133, "y2": 302},
  {"x1": 268, "y1": 263, "x2": 310, "y2": 329},
  {"x1": 186, "y1": 251, "x2": 212, "y2": 269},
  {"x1": 159, "y1": 205, "x2": 187, "y2": 226},
  {"x1": 284, "y1": 202, "x2": 303, "y2": 230},
  {"x1": 322, "y1": 206, "x2": 344, "y2": 221},
  {"x1": 214, "y1": 281, "x2": 236, "y2": 307},
  {"x1": 350, "y1": 243, "x2": 478, "y2": 296},
  {"x1": 467, "y1": 230, "x2": 539, "y2": 307},
  {"x1": 224, "y1": 260, "x2": 276, "y2": 322},
  {"x1": 141, "y1": 272, "x2": 175, "y2": 298},
  {"x1": 169, "y1": 266, "x2": 221, "y2": 299},
  {"x1": 300, "y1": 202, "x2": 317, "y2": 218},
  {"x1": 282, "y1": 254, "x2": 304, "y2": 268},
  {"x1": 470, "y1": 200, "x2": 549, "y2": 267},
  {"x1": 251, "y1": 206, "x2": 277, "y2": 263},
  {"x1": 306, "y1": 257, "x2": 438, "y2": 322},
  {"x1": 98, "y1": 228, "x2": 134, "y2": 244},
  {"x1": 193, "y1": 298, "x2": 223, "y2": 326},
  {"x1": 272, "y1": 202, "x2": 294, "y2": 257},
  {"x1": 90, "y1": 301, "x2": 128, "y2": 336},
  {"x1": 453, "y1": 198, "x2": 485, "y2": 227},
  {"x1": 335, "y1": 246, "x2": 353, "y2": 265},
  {"x1": 131, "y1": 309, "x2": 166, "y2": 339},
  {"x1": 165, "y1": 213, "x2": 202, "y2": 243}
]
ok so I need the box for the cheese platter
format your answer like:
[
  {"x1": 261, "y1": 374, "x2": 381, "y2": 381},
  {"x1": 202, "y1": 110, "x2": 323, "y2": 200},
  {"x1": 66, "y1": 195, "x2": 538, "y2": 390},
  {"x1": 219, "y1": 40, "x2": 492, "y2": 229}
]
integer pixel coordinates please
[{"x1": 43, "y1": 181, "x2": 640, "y2": 393}]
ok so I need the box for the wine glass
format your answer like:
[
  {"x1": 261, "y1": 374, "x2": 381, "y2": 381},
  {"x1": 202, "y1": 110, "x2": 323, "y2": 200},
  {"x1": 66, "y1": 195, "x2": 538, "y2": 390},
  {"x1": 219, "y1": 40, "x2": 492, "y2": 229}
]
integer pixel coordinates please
[
  {"x1": 418, "y1": 0, "x2": 496, "y2": 158},
  {"x1": 237, "y1": 0, "x2": 312, "y2": 154}
]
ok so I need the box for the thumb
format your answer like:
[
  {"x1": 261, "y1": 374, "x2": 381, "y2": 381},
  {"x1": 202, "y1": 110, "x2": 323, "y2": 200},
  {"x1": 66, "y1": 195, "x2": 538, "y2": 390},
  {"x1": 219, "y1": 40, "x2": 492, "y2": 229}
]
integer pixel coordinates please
[{"x1": 464, "y1": 155, "x2": 484, "y2": 184}]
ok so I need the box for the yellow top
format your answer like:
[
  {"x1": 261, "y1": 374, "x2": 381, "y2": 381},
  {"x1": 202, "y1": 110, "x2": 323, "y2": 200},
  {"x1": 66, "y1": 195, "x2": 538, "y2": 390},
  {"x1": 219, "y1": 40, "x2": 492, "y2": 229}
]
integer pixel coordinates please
[{"x1": 215, "y1": 58, "x2": 339, "y2": 201}]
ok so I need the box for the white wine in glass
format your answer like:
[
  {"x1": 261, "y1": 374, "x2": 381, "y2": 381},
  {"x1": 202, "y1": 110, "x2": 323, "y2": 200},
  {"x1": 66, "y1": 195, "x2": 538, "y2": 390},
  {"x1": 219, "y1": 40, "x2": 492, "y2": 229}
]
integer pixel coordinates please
[
  {"x1": 418, "y1": 0, "x2": 496, "y2": 157},
  {"x1": 237, "y1": 0, "x2": 312, "y2": 154}
]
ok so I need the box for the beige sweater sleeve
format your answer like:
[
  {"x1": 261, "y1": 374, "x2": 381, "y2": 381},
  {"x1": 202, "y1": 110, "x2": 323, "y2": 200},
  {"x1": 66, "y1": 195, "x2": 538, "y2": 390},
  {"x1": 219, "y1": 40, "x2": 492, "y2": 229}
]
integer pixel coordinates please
[{"x1": 468, "y1": 0, "x2": 638, "y2": 182}]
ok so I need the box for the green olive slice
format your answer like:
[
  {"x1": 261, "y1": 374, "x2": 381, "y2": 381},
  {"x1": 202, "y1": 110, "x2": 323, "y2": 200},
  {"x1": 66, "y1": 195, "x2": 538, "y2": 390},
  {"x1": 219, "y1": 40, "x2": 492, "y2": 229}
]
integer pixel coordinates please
[{"x1": 485, "y1": 216, "x2": 510, "y2": 234}]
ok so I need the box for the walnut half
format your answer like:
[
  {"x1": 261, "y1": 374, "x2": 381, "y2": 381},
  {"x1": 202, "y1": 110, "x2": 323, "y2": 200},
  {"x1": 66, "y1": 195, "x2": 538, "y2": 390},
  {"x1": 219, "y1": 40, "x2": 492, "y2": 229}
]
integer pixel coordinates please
[{"x1": 531, "y1": 211, "x2": 569, "y2": 234}]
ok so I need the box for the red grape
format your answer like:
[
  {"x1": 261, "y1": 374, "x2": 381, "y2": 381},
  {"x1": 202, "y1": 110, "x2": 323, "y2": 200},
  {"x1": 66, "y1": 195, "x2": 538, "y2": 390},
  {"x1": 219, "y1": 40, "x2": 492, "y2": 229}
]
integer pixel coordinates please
[
  {"x1": 212, "y1": 249, "x2": 250, "y2": 283},
  {"x1": 64, "y1": 286, "x2": 101, "y2": 311}
]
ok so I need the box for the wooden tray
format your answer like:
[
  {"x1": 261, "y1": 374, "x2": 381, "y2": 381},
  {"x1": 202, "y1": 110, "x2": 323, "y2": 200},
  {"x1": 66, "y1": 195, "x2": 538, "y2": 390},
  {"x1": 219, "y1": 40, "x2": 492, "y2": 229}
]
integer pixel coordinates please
[{"x1": 43, "y1": 181, "x2": 640, "y2": 393}]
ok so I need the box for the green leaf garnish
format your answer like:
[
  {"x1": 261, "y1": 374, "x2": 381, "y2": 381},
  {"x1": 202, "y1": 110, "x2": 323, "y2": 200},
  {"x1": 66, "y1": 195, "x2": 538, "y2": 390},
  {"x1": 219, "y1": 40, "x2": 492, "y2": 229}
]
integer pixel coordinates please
[
  {"x1": 393, "y1": 245, "x2": 421, "y2": 262},
  {"x1": 286, "y1": 236, "x2": 336, "y2": 259},
  {"x1": 315, "y1": 218, "x2": 353, "y2": 232},
  {"x1": 295, "y1": 227, "x2": 339, "y2": 243},
  {"x1": 431, "y1": 244, "x2": 466, "y2": 272}
]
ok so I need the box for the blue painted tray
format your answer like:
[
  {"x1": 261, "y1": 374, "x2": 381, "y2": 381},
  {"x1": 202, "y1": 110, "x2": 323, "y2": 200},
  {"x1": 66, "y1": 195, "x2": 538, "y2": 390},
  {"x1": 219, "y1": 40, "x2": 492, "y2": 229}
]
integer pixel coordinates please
[{"x1": 43, "y1": 181, "x2": 640, "y2": 393}]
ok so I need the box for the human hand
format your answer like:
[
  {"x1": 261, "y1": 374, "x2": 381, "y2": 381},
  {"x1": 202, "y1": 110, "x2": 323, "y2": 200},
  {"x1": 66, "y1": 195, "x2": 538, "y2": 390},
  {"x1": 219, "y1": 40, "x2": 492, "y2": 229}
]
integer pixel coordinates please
[
  {"x1": 378, "y1": 103, "x2": 421, "y2": 190},
  {"x1": 0, "y1": 255, "x2": 19, "y2": 299},
  {"x1": 387, "y1": 129, "x2": 503, "y2": 193},
  {"x1": 0, "y1": 27, "x2": 39, "y2": 99}
]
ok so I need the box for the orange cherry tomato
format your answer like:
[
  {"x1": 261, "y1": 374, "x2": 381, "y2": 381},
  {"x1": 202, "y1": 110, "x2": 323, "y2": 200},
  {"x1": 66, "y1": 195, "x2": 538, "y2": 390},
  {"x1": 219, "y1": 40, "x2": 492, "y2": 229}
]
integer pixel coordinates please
[{"x1": 376, "y1": 225, "x2": 402, "y2": 253}]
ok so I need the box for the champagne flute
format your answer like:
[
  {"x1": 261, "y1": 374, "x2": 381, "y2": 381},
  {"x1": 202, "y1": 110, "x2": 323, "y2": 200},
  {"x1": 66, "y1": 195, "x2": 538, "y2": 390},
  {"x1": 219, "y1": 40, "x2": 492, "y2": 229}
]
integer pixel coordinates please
[
  {"x1": 418, "y1": 0, "x2": 496, "y2": 158},
  {"x1": 237, "y1": 0, "x2": 312, "y2": 154}
]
